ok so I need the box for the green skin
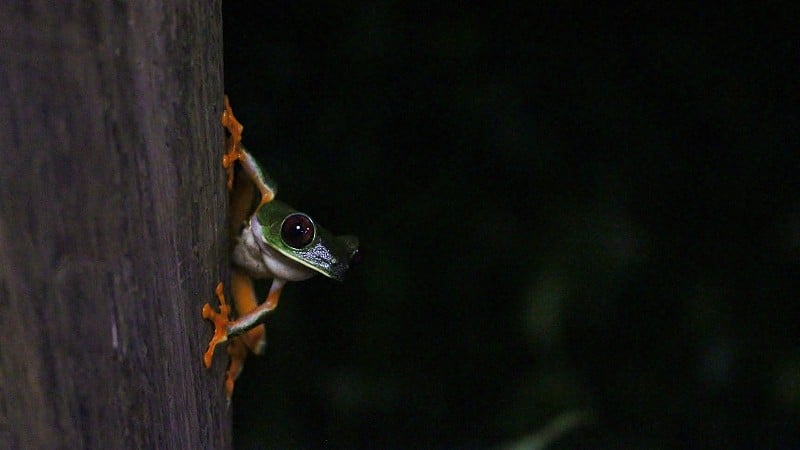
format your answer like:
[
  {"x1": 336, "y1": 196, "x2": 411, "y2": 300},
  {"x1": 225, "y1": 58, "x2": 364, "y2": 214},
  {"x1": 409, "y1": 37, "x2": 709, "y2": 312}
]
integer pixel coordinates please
[
  {"x1": 255, "y1": 200, "x2": 358, "y2": 282},
  {"x1": 225, "y1": 147, "x2": 359, "y2": 338},
  {"x1": 234, "y1": 145, "x2": 358, "y2": 281}
]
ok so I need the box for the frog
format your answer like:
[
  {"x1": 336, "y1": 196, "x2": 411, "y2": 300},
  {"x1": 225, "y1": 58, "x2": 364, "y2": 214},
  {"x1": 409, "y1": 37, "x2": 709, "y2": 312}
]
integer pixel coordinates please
[{"x1": 202, "y1": 96, "x2": 360, "y2": 398}]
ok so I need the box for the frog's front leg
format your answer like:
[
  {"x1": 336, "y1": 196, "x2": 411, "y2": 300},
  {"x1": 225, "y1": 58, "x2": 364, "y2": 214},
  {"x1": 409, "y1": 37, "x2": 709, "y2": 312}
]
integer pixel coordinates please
[
  {"x1": 202, "y1": 275, "x2": 286, "y2": 397},
  {"x1": 230, "y1": 269, "x2": 268, "y2": 355},
  {"x1": 201, "y1": 282, "x2": 231, "y2": 369},
  {"x1": 204, "y1": 97, "x2": 287, "y2": 398},
  {"x1": 221, "y1": 96, "x2": 277, "y2": 206},
  {"x1": 226, "y1": 277, "x2": 285, "y2": 338}
]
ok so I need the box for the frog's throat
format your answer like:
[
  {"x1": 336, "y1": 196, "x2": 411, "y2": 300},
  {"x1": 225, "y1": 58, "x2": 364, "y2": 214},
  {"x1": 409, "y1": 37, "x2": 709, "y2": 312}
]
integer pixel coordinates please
[
  {"x1": 248, "y1": 215, "x2": 316, "y2": 282},
  {"x1": 249, "y1": 214, "x2": 272, "y2": 257}
]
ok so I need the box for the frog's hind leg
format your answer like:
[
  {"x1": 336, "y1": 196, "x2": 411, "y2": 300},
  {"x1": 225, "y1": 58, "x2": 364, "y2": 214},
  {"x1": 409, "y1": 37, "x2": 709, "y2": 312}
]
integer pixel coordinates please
[{"x1": 211, "y1": 269, "x2": 267, "y2": 399}]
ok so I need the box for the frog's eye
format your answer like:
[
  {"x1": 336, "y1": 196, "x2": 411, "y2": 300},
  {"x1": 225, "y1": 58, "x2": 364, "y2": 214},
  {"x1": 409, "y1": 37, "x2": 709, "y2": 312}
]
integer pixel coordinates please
[{"x1": 280, "y1": 213, "x2": 315, "y2": 249}]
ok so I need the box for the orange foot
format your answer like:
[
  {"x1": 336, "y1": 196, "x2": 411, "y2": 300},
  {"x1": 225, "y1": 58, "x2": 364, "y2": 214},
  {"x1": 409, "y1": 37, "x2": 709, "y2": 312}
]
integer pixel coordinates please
[
  {"x1": 202, "y1": 282, "x2": 231, "y2": 369},
  {"x1": 224, "y1": 337, "x2": 248, "y2": 398},
  {"x1": 221, "y1": 96, "x2": 244, "y2": 191}
]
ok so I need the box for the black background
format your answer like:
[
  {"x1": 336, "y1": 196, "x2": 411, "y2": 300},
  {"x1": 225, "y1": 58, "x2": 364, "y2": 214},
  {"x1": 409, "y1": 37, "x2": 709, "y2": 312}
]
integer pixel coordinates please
[{"x1": 222, "y1": 2, "x2": 799, "y2": 448}]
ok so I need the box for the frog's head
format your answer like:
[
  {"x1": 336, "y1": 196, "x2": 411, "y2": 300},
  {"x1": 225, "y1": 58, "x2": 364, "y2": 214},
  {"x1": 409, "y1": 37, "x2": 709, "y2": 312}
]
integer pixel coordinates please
[{"x1": 254, "y1": 200, "x2": 360, "y2": 281}]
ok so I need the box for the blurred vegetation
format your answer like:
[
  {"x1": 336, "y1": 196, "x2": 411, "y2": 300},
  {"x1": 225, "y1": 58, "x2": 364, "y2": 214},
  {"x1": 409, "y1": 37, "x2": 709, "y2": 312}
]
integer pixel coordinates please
[{"x1": 222, "y1": 2, "x2": 799, "y2": 448}]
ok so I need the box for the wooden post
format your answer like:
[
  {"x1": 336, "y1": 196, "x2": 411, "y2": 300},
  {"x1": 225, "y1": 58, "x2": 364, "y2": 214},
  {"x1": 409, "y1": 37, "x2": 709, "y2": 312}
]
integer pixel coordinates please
[{"x1": 0, "y1": 2, "x2": 231, "y2": 448}]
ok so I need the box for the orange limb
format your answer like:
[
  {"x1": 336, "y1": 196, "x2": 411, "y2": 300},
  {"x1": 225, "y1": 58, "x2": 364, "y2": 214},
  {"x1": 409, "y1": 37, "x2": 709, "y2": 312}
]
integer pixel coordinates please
[
  {"x1": 221, "y1": 95, "x2": 245, "y2": 191},
  {"x1": 224, "y1": 337, "x2": 248, "y2": 398},
  {"x1": 231, "y1": 269, "x2": 267, "y2": 355},
  {"x1": 264, "y1": 281, "x2": 283, "y2": 310},
  {"x1": 202, "y1": 276, "x2": 284, "y2": 398},
  {"x1": 221, "y1": 96, "x2": 275, "y2": 206},
  {"x1": 201, "y1": 282, "x2": 230, "y2": 369},
  {"x1": 225, "y1": 278, "x2": 285, "y2": 339},
  {"x1": 216, "y1": 270, "x2": 268, "y2": 399},
  {"x1": 206, "y1": 96, "x2": 283, "y2": 398}
]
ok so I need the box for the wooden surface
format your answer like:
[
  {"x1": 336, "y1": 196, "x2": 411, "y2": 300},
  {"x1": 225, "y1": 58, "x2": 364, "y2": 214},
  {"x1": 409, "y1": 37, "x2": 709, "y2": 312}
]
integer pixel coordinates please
[{"x1": 0, "y1": 2, "x2": 230, "y2": 448}]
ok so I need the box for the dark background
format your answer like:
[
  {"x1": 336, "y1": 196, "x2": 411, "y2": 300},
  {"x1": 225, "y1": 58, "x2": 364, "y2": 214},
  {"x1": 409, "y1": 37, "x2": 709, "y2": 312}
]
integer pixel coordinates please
[{"x1": 221, "y1": 2, "x2": 799, "y2": 448}]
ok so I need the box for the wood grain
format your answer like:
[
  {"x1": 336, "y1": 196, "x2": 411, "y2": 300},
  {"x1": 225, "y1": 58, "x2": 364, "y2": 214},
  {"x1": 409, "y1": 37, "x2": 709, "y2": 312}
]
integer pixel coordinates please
[{"x1": 0, "y1": 2, "x2": 231, "y2": 448}]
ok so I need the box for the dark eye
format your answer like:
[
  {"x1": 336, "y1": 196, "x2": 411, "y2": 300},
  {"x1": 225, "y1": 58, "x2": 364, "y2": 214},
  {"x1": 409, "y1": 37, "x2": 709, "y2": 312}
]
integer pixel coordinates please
[{"x1": 280, "y1": 213, "x2": 315, "y2": 249}]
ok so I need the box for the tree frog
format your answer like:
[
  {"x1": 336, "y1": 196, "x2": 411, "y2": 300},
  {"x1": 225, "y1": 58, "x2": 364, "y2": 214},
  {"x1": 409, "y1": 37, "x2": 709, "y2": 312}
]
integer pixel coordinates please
[{"x1": 202, "y1": 97, "x2": 360, "y2": 398}]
